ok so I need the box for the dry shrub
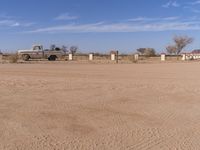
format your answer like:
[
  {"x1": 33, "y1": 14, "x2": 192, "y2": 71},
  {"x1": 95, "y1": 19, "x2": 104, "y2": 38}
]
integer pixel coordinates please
[{"x1": 9, "y1": 53, "x2": 18, "y2": 63}]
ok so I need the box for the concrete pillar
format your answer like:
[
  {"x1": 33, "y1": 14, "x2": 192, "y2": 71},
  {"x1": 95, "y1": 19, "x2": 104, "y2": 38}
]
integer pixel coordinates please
[
  {"x1": 134, "y1": 54, "x2": 139, "y2": 61},
  {"x1": 182, "y1": 54, "x2": 186, "y2": 61},
  {"x1": 111, "y1": 53, "x2": 115, "y2": 61},
  {"x1": 161, "y1": 53, "x2": 166, "y2": 61},
  {"x1": 69, "y1": 53, "x2": 73, "y2": 61},
  {"x1": 89, "y1": 53, "x2": 93, "y2": 61}
]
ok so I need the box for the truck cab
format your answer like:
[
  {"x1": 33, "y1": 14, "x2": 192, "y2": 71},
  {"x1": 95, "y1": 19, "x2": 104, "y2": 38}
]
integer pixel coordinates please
[
  {"x1": 30, "y1": 45, "x2": 44, "y2": 59},
  {"x1": 17, "y1": 45, "x2": 44, "y2": 61}
]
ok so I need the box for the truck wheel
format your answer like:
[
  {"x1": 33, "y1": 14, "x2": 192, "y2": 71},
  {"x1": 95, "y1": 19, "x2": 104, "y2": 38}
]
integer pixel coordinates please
[
  {"x1": 22, "y1": 55, "x2": 30, "y2": 61},
  {"x1": 48, "y1": 55, "x2": 57, "y2": 61}
]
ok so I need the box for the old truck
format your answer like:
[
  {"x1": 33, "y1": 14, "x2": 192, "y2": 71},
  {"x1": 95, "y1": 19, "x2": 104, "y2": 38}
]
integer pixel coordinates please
[{"x1": 17, "y1": 45, "x2": 67, "y2": 61}]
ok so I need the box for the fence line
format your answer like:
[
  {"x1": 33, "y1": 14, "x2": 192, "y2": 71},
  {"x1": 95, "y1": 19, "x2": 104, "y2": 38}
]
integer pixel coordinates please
[{"x1": 0, "y1": 52, "x2": 198, "y2": 63}]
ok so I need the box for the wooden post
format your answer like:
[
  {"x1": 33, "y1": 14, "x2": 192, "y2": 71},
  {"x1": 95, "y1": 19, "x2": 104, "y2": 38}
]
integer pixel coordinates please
[
  {"x1": 0, "y1": 54, "x2": 2, "y2": 62},
  {"x1": 116, "y1": 51, "x2": 119, "y2": 64}
]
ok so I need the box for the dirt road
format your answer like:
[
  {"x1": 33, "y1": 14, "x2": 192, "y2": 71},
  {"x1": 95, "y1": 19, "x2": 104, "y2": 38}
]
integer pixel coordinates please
[{"x1": 1, "y1": 63, "x2": 200, "y2": 150}]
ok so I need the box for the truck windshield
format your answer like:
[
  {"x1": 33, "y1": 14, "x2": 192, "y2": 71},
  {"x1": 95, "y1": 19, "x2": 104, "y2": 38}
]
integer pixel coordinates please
[{"x1": 33, "y1": 46, "x2": 41, "y2": 50}]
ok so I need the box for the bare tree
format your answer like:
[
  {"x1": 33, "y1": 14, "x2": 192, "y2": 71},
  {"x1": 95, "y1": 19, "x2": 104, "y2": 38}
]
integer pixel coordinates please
[
  {"x1": 61, "y1": 45, "x2": 68, "y2": 52},
  {"x1": 174, "y1": 35, "x2": 193, "y2": 54},
  {"x1": 70, "y1": 46, "x2": 78, "y2": 55},
  {"x1": 166, "y1": 35, "x2": 193, "y2": 55}
]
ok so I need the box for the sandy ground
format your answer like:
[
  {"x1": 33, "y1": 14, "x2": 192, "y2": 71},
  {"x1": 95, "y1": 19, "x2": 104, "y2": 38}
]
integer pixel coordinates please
[{"x1": 1, "y1": 63, "x2": 200, "y2": 150}]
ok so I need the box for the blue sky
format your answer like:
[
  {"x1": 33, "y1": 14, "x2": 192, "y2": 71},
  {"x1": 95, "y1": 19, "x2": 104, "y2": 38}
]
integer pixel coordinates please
[{"x1": 1, "y1": 0, "x2": 200, "y2": 53}]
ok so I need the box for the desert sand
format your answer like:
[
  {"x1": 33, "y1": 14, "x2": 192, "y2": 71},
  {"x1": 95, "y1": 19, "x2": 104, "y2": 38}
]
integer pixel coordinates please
[{"x1": 1, "y1": 62, "x2": 200, "y2": 150}]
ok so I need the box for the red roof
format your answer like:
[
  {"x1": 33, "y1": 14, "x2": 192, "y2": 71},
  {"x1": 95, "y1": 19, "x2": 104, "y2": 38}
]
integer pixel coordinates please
[{"x1": 191, "y1": 50, "x2": 200, "y2": 54}]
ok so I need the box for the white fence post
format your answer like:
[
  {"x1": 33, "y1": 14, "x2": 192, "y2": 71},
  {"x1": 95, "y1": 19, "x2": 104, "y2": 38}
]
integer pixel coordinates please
[
  {"x1": 161, "y1": 53, "x2": 166, "y2": 61},
  {"x1": 182, "y1": 54, "x2": 186, "y2": 61},
  {"x1": 111, "y1": 53, "x2": 115, "y2": 61},
  {"x1": 69, "y1": 53, "x2": 73, "y2": 61},
  {"x1": 134, "y1": 54, "x2": 139, "y2": 61},
  {"x1": 89, "y1": 53, "x2": 93, "y2": 61}
]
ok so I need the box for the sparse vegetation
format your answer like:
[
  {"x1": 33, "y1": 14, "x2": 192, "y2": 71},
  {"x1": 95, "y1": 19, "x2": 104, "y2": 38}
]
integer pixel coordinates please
[
  {"x1": 8, "y1": 53, "x2": 18, "y2": 63},
  {"x1": 50, "y1": 44, "x2": 62, "y2": 51},
  {"x1": 137, "y1": 48, "x2": 156, "y2": 56},
  {"x1": 50, "y1": 44, "x2": 56, "y2": 51},
  {"x1": 49, "y1": 44, "x2": 77, "y2": 54}
]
